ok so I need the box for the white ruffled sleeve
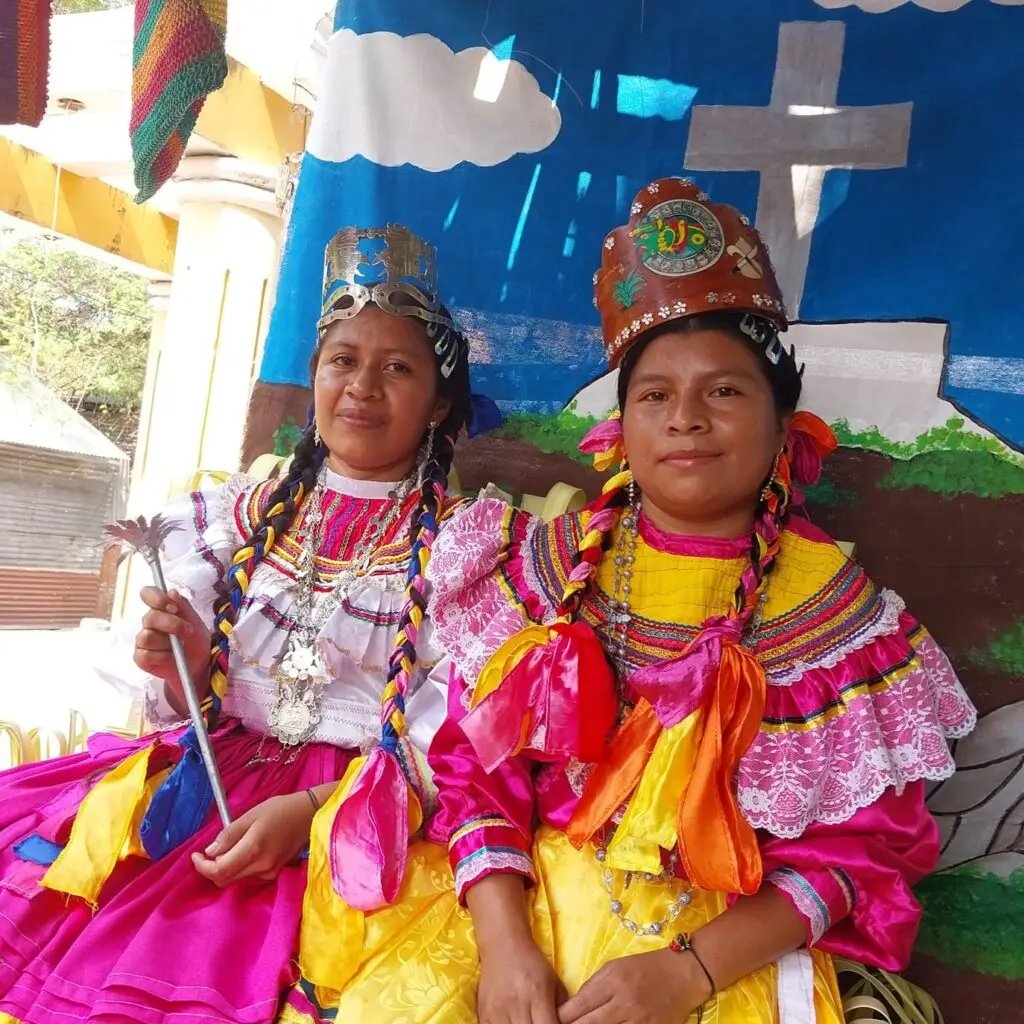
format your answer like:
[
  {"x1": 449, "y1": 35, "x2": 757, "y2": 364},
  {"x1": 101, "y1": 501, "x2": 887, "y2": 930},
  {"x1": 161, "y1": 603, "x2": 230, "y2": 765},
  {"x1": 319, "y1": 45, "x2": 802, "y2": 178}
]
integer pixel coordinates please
[{"x1": 92, "y1": 475, "x2": 257, "y2": 728}]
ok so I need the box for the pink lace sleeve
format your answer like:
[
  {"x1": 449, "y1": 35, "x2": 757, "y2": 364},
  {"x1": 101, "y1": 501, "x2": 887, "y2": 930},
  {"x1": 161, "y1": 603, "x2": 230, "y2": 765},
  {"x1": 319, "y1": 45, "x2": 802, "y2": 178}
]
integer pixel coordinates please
[
  {"x1": 761, "y1": 781, "x2": 938, "y2": 971},
  {"x1": 739, "y1": 613, "x2": 975, "y2": 838},
  {"x1": 426, "y1": 498, "x2": 554, "y2": 692}
]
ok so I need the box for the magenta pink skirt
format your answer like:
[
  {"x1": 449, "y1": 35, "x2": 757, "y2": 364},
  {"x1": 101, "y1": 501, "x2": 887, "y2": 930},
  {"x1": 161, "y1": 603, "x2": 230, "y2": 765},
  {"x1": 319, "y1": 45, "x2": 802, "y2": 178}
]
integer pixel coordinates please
[{"x1": 0, "y1": 722, "x2": 354, "y2": 1024}]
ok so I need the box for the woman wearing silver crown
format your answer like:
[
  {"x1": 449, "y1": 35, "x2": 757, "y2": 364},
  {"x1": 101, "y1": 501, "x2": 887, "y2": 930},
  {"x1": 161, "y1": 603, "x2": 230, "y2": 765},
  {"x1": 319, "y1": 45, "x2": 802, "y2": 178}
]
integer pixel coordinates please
[{"x1": 0, "y1": 225, "x2": 497, "y2": 1024}]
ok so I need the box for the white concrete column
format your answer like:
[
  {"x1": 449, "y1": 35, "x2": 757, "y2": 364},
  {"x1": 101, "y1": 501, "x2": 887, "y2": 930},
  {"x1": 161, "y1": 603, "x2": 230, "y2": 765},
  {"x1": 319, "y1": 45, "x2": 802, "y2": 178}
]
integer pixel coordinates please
[
  {"x1": 147, "y1": 180, "x2": 281, "y2": 488},
  {"x1": 112, "y1": 279, "x2": 172, "y2": 621},
  {"x1": 112, "y1": 158, "x2": 282, "y2": 624}
]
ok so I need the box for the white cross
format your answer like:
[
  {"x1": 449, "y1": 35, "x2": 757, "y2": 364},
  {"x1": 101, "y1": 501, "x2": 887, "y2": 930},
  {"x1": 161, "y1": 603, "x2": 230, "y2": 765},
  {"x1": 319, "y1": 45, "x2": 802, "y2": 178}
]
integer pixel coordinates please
[{"x1": 684, "y1": 21, "x2": 913, "y2": 317}]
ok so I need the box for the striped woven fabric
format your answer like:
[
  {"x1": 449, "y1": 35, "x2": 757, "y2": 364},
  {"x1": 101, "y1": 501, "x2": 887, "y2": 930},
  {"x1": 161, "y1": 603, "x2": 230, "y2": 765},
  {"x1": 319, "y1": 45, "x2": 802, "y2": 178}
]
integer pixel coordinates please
[
  {"x1": 0, "y1": 0, "x2": 51, "y2": 128},
  {"x1": 130, "y1": 0, "x2": 228, "y2": 204}
]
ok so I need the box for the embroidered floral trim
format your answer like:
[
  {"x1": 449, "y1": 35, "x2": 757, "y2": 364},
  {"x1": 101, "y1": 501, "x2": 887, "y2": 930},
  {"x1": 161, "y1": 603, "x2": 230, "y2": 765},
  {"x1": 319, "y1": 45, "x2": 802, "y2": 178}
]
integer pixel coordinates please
[
  {"x1": 428, "y1": 499, "x2": 540, "y2": 699},
  {"x1": 454, "y1": 846, "x2": 536, "y2": 902},
  {"x1": 565, "y1": 756, "x2": 595, "y2": 797},
  {"x1": 767, "y1": 589, "x2": 906, "y2": 686},
  {"x1": 831, "y1": 868, "x2": 857, "y2": 916},
  {"x1": 767, "y1": 868, "x2": 831, "y2": 944},
  {"x1": 449, "y1": 816, "x2": 519, "y2": 848},
  {"x1": 738, "y1": 638, "x2": 976, "y2": 838}
]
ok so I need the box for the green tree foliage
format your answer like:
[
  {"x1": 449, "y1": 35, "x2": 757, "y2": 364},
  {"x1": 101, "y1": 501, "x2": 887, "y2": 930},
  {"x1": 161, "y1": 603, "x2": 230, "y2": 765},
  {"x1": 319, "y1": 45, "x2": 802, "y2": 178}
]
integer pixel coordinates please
[
  {"x1": 52, "y1": 0, "x2": 133, "y2": 13},
  {"x1": 0, "y1": 232, "x2": 152, "y2": 450}
]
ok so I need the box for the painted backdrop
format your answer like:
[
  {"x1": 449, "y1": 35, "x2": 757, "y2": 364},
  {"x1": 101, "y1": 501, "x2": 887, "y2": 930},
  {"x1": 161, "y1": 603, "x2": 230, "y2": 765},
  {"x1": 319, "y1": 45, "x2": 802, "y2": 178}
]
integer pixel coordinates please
[{"x1": 246, "y1": 2, "x2": 1024, "y2": 1020}]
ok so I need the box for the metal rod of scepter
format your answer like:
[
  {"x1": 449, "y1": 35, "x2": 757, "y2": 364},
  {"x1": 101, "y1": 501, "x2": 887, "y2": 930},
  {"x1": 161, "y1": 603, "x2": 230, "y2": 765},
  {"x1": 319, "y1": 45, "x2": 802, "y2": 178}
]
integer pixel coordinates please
[
  {"x1": 105, "y1": 516, "x2": 232, "y2": 829},
  {"x1": 147, "y1": 557, "x2": 233, "y2": 828}
]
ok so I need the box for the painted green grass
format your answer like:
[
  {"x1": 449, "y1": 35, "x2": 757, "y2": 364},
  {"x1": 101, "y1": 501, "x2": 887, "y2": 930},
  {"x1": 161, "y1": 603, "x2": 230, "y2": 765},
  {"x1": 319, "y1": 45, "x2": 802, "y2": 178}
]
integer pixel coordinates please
[
  {"x1": 272, "y1": 417, "x2": 305, "y2": 457},
  {"x1": 835, "y1": 417, "x2": 1024, "y2": 466},
  {"x1": 879, "y1": 449, "x2": 1024, "y2": 499},
  {"x1": 802, "y1": 475, "x2": 859, "y2": 508},
  {"x1": 915, "y1": 868, "x2": 1024, "y2": 980},
  {"x1": 968, "y1": 618, "x2": 1024, "y2": 676},
  {"x1": 495, "y1": 406, "x2": 600, "y2": 464}
]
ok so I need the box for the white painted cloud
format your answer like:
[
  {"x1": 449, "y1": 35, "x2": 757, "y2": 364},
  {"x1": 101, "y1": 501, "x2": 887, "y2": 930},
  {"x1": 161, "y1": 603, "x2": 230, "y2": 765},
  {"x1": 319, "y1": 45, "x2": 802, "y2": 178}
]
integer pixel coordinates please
[
  {"x1": 308, "y1": 29, "x2": 561, "y2": 171},
  {"x1": 810, "y1": 0, "x2": 1021, "y2": 11}
]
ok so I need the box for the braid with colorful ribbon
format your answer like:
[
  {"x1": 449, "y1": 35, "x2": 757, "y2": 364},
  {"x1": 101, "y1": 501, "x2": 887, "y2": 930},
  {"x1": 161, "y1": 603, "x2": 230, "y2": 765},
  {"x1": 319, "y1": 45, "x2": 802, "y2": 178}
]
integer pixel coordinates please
[
  {"x1": 553, "y1": 467, "x2": 632, "y2": 623},
  {"x1": 729, "y1": 449, "x2": 793, "y2": 633},
  {"x1": 379, "y1": 427, "x2": 455, "y2": 753},
  {"x1": 205, "y1": 425, "x2": 326, "y2": 722}
]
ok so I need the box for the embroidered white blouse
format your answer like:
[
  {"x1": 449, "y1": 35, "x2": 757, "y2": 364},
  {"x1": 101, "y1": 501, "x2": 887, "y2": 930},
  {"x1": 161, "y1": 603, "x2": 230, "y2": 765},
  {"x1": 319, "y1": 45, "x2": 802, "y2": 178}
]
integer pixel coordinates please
[{"x1": 94, "y1": 469, "x2": 456, "y2": 760}]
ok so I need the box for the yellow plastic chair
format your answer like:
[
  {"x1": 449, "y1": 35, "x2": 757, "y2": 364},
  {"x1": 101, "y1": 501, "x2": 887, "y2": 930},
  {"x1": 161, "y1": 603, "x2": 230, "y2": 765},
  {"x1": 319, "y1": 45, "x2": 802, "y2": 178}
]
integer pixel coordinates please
[
  {"x1": 25, "y1": 728, "x2": 68, "y2": 763},
  {"x1": 520, "y1": 481, "x2": 588, "y2": 520},
  {"x1": 248, "y1": 453, "x2": 291, "y2": 481},
  {"x1": 67, "y1": 710, "x2": 90, "y2": 755},
  {"x1": 0, "y1": 722, "x2": 25, "y2": 770},
  {"x1": 167, "y1": 469, "x2": 233, "y2": 499}
]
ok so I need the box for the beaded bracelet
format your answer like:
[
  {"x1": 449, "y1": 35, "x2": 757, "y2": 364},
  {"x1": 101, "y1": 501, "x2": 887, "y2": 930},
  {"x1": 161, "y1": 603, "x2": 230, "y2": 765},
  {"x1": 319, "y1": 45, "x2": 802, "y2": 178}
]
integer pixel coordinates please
[{"x1": 670, "y1": 932, "x2": 717, "y2": 1004}]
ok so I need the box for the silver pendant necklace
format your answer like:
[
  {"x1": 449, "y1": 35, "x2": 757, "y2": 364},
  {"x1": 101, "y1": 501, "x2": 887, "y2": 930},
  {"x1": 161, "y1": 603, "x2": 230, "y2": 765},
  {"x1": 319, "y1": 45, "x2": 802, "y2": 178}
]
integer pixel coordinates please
[{"x1": 266, "y1": 465, "x2": 414, "y2": 747}]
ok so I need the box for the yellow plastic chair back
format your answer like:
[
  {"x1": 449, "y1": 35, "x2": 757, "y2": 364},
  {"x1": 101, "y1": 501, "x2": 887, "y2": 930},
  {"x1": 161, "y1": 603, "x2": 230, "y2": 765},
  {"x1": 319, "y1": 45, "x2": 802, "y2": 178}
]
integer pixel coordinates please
[
  {"x1": 520, "y1": 481, "x2": 588, "y2": 520},
  {"x1": 67, "y1": 710, "x2": 90, "y2": 755},
  {"x1": 167, "y1": 469, "x2": 232, "y2": 499},
  {"x1": 0, "y1": 722, "x2": 25, "y2": 770},
  {"x1": 25, "y1": 728, "x2": 67, "y2": 763}
]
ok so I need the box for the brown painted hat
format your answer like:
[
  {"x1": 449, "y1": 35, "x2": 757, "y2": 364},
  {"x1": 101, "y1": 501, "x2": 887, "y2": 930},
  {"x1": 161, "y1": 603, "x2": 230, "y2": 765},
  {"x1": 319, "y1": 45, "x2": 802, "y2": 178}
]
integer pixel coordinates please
[{"x1": 594, "y1": 177, "x2": 788, "y2": 368}]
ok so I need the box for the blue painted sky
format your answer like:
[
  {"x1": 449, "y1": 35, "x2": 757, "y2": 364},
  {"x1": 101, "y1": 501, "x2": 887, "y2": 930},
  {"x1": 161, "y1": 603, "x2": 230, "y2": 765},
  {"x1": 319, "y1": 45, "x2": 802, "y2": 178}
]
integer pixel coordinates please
[{"x1": 263, "y1": 0, "x2": 1024, "y2": 448}]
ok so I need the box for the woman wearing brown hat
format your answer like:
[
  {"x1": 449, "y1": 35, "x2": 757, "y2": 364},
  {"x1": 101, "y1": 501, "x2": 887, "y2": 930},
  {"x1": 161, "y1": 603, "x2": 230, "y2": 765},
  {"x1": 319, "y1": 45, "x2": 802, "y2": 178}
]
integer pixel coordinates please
[{"x1": 281, "y1": 180, "x2": 974, "y2": 1023}]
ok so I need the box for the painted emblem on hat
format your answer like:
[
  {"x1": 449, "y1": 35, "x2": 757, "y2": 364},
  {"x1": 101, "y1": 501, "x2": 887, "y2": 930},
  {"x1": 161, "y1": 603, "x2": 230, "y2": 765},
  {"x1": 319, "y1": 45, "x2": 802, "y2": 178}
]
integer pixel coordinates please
[{"x1": 630, "y1": 198, "x2": 724, "y2": 277}]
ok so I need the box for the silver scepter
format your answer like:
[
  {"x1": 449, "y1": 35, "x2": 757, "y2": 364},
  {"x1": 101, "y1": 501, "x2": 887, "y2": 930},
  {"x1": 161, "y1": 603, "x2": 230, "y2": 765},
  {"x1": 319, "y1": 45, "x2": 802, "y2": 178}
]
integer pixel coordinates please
[{"x1": 104, "y1": 515, "x2": 232, "y2": 828}]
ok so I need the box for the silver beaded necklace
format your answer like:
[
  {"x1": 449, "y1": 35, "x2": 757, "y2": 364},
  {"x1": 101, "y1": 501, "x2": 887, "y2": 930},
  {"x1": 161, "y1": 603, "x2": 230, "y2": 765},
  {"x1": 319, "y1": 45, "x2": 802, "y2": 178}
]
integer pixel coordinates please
[
  {"x1": 593, "y1": 483, "x2": 768, "y2": 933},
  {"x1": 266, "y1": 464, "x2": 414, "y2": 747},
  {"x1": 594, "y1": 483, "x2": 697, "y2": 932}
]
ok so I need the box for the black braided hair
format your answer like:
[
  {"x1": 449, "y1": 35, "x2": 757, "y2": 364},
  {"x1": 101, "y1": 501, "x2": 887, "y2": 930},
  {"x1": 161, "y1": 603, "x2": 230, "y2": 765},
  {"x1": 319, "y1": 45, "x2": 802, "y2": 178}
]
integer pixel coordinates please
[{"x1": 379, "y1": 308, "x2": 471, "y2": 754}]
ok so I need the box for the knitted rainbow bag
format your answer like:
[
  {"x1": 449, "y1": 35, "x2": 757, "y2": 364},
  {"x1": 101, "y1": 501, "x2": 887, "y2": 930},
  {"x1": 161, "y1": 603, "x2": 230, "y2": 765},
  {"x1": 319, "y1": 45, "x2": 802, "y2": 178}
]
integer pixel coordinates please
[
  {"x1": 131, "y1": 0, "x2": 228, "y2": 203},
  {"x1": 0, "y1": 0, "x2": 51, "y2": 128}
]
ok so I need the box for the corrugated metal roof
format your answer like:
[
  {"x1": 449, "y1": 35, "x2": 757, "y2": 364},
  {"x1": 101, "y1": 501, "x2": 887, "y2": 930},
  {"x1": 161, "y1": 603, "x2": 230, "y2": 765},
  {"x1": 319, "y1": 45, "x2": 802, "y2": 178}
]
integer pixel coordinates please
[
  {"x1": 0, "y1": 567, "x2": 100, "y2": 629},
  {"x1": 0, "y1": 352, "x2": 129, "y2": 462},
  {"x1": 0, "y1": 445, "x2": 128, "y2": 571}
]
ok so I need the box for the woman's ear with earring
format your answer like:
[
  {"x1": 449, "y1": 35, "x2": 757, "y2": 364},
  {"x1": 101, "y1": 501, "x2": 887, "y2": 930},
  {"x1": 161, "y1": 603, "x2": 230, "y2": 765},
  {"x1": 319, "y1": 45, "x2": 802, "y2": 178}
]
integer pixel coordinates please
[
  {"x1": 313, "y1": 424, "x2": 322, "y2": 447},
  {"x1": 760, "y1": 451, "x2": 782, "y2": 503}
]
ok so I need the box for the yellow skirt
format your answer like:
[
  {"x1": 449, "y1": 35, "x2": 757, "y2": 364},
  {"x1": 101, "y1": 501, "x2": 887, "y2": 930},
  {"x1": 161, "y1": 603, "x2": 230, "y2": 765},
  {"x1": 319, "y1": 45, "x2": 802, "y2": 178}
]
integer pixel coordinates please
[{"x1": 280, "y1": 828, "x2": 844, "y2": 1024}]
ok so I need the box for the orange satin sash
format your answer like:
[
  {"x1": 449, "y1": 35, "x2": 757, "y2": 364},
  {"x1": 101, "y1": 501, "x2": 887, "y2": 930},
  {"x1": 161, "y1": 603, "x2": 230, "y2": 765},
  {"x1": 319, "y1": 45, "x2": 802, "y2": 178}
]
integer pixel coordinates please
[{"x1": 567, "y1": 637, "x2": 767, "y2": 895}]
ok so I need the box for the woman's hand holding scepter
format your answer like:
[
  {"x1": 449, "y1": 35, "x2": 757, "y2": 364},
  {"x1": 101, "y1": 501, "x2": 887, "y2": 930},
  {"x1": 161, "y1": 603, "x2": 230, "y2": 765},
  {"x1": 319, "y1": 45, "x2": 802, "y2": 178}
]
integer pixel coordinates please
[{"x1": 104, "y1": 515, "x2": 232, "y2": 829}]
